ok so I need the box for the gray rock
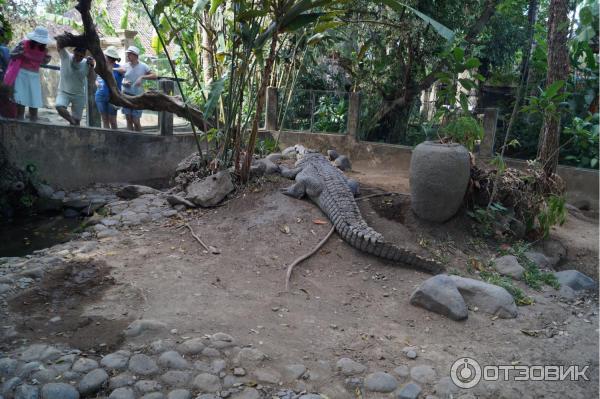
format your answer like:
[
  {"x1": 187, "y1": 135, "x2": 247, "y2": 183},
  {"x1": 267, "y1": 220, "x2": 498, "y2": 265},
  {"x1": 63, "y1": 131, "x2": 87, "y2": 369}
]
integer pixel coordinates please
[
  {"x1": 160, "y1": 371, "x2": 192, "y2": 387},
  {"x1": 327, "y1": 149, "x2": 339, "y2": 161},
  {"x1": 393, "y1": 365, "x2": 410, "y2": 378},
  {"x1": 210, "y1": 333, "x2": 235, "y2": 348},
  {"x1": 0, "y1": 283, "x2": 11, "y2": 294},
  {"x1": 129, "y1": 354, "x2": 159, "y2": 376},
  {"x1": 0, "y1": 358, "x2": 18, "y2": 378},
  {"x1": 298, "y1": 395, "x2": 322, "y2": 399},
  {"x1": 117, "y1": 185, "x2": 160, "y2": 200},
  {"x1": 410, "y1": 365, "x2": 436, "y2": 384},
  {"x1": 40, "y1": 383, "x2": 79, "y2": 399},
  {"x1": 72, "y1": 358, "x2": 98, "y2": 373},
  {"x1": 101, "y1": 351, "x2": 130, "y2": 370},
  {"x1": 149, "y1": 340, "x2": 175, "y2": 354},
  {"x1": 78, "y1": 368, "x2": 109, "y2": 395},
  {"x1": 234, "y1": 348, "x2": 266, "y2": 367},
  {"x1": 433, "y1": 377, "x2": 459, "y2": 399},
  {"x1": 364, "y1": 372, "x2": 398, "y2": 392},
  {"x1": 493, "y1": 255, "x2": 525, "y2": 280},
  {"x1": 266, "y1": 153, "x2": 283, "y2": 163},
  {"x1": 21, "y1": 345, "x2": 61, "y2": 362},
  {"x1": 15, "y1": 384, "x2": 39, "y2": 399},
  {"x1": 554, "y1": 270, "x2": 596, "y2": 291},
  {"x1": 17, "y1": 362, "x2": 43, "y2": 378},
  {"x1": 140, "y1": 393, "x2": 165, "y2": 399},
  {"x1": 158, "y1": 351, "x2": 189, "y2": 370},
  {"x1": 201, "y1": 348, "x2": 220, "y2": 358},
  {"x1": 409, "y1": 275, "x2": 468, "y2": 321},
  {"x1": 97, "y1": 228, "x2": 119, "y2": 238},
  {"x1": 167, "y1": 389, "x2": 192, "y2": 399},
  {"x1": 541, "y1": 239, "x2": 567, "y2": 267},
  {"x1": 250, "y1": 161, "x2": 266, "y2": 177},
  {"x1": 108, "y1": 387, "x2": 135, "y2": 399},
  {"x1": 2, "y1": 377, "x2": 22, "y2": 397},
  {"x1": 166, "y1": 195, "x2": 196, "y2": 209},
  {"x1": 525, "y1": 251, "x2": 551, "y2": 270},
  {"x1": 252, "y1": 368, "x2": 281, "y2": 384},
  {"x1": 109, "y1": 373, "x2": 135, "y2": 390},
  {"x1": 61, "y1": 371, "x2": 81, "y2": 381},
  {"x1": 63, "y1": 198, "x2": 91, "y2": 210},
  {"x1": 124, "y1": 319, "x2": 167, "y2": 337},
  {"x1": 335, "y1": 358, "x2": 366, "y2": 376},
  {"x1": 231, "y1": 388, "x2": 261, "y2": 399},
  {"x1": 192, "y1": 373, "x2": 221, "y2": 392},
  {"x1": 449, "y1": 275, "x2": 518, "y2": 318},
  {"x1": 36, "y1": 184, "x2": 55, "y2": 199},
  {"x1": 185, "y1": 171, "x2": 234, "y2": 207},
  {"x1": 398, "y1": 382, "x2": 422, "y2": 399},
  {"x1": 177, "y1": 338, "x2": 205, "y2": 355},
  {"x1": 210, "y1": 359, "x2": 226, "y2": 374},
  {"x1": 333, "y1": 155, "x2": 351, "y2": 171},
  {"x1": 32, "y1": 368, "x2": 59, "y2": 383},
  {"x1": 100, "y1": 218, "x2": 120, "y2": 227},
  {"x1": 283, "y1": 364, "x2": 306, "y2": 380},
  {"x1": 135, "y1": 380, "x2": 162, "y2": 394}
]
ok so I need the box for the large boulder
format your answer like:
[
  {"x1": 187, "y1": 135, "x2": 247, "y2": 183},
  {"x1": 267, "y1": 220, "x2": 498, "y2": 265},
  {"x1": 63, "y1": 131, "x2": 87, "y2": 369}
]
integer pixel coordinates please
[
  {"x1": 554, "y1": 270, "x2": 596, "y2": 291},
  {"x1": 448, "y1": 275, "x2": 518, "y2": 318},
  {"x1": 409, "y1": 141, "x2": 470, "y2": 222},
  {"x1": 493, "y1": 255, "x2": 525, "y2": 280},
  {"x1": 409, "y1": 274, "x2": 468, "y2": 321},
  {"x1": 333, "y1": 155, "x2": 352, "y2": 171},
  {"x1": 186, "y1": 171, "x2": 234, "y2": 207},
  {"x1": 117, "y1": 185, "x2": 160, "y2": 200}
]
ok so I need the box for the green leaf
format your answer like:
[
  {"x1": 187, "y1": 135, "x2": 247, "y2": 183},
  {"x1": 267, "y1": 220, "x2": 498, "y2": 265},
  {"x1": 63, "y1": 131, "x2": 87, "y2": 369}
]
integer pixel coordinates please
[
  {"x1": 357, "y1": 42, "x2": 369, "y2": 60},
  {"x1": 591, "y1": 158, "x2": 598, "y2": 168},
  {"x1": 281, "y1": 12, "x2": 325, "y2": 32},
  {"x1": 579, "y1": 6, "x2": 593, "y2": 25},
  {"x1": 544, "y1": 80, "x2": 565, "y2": 98},
  {"x1": 377, "y1": 0, "x2": 455, "y2": 42},
  {"x1": 238, "y1": 9, "x2": 269, "y2": 21},
  {"x1": 452, "y1": 47, "x2": 464, "y2": 63},
  {"x1": 209, "y1": 0, "x2": 225, "y2": 14},
  {"x1": 459, "y1": 93, "x2": 470, "y2": 111},
  {"x1": 203, "y1": 75, "x2": 227, "y2": 118},
  {"x1": 192, "y1": 0, "x2": 210, "y2": 14},
  {"x1": 459, "y1": 79, "x2": 475, "y2": 91},
  {"x1": 313, "y1": 21, "x2": 343, "y2": 33},
  {"x1": 464, "y1": 57, "x2": 481, "y2": 69}
]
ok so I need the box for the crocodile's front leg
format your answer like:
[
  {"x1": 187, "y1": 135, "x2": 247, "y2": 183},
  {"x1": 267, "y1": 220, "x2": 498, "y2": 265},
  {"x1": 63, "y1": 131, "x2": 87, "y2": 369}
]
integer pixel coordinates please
[{"x1": 282, "y1": 172, "x2": 323, "y2": 199}]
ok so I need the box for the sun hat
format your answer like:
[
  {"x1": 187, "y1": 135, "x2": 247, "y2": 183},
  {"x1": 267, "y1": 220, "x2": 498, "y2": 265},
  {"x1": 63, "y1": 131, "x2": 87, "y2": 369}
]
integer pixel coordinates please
[
  {"x1": 104, "y1": 46, "x2": 121, "y2": 61},
  {"x1": 27, "y1": 26, "x2": 51, "y2": 45},
  {"x1": 125, "y1": 45, "x2": 140, "y2": 56}
]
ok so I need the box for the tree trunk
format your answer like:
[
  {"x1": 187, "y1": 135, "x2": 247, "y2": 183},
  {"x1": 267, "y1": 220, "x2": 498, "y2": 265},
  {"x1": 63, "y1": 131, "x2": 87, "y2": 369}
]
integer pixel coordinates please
[
  {"x1": 537, "y1": 0, "x2": 569, "y2": 176},
  {"x1": 200, "y1": 14, "x2": 214, "y2": 87}
]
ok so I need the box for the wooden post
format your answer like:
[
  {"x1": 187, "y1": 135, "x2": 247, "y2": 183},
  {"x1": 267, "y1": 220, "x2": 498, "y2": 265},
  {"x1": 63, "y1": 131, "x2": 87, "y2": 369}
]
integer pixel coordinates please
[
  {"x1": 158, "y1": 79, "x2": 174, "y2": 136},
  {"x1": 347, "y1": 92, "x2": 360, "y2": 138},
  {"x1": 265, "y1": 86, "x2": 278, "y2": 131},
  {"x1": 480, "y1": 108, "x2": 499, "y2": 157},
  {"x1": 87, "y1": 70, "x2": 101, "y2": 127}
]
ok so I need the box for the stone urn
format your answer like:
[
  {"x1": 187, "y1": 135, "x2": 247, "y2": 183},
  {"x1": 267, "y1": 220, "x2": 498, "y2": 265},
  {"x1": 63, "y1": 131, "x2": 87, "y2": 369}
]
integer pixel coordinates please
[{"x1": 409, "y1": 141, "x2": 470, "y2": 222}]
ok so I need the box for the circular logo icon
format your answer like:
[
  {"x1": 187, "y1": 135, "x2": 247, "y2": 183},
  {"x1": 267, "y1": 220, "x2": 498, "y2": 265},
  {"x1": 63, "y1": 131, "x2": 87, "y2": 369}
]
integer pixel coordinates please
[{"x1": 451, "y1": 357, "x2": 482, "y2": 389}]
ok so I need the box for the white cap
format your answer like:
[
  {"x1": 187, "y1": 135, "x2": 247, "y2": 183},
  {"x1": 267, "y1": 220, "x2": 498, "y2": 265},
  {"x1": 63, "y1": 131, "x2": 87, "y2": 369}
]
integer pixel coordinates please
[
  {"x1": 125, "y1": 45, "x2": 140, "y2": 56},
  {"x1": 27, "y1": 26, "x2": 51, "y2": 45}
]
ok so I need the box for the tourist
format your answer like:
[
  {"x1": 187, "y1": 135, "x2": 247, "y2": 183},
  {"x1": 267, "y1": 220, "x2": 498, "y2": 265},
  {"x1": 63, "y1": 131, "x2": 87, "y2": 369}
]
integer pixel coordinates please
[
  {"x1": 55, "y1": 45, "x2": 93, "y2": 126},
  {"x1": 3, "y1": 26, "x2": 52, "y2": 121},
  {"x1": 0, "y1": 27, "x2": 9, "y2": 82},
  {"x1": 121, "y1": 45, "x2": 156, "y2": 131},
  {"x1": 95, "y1": 46, "x2": 123, "y2": 129}
]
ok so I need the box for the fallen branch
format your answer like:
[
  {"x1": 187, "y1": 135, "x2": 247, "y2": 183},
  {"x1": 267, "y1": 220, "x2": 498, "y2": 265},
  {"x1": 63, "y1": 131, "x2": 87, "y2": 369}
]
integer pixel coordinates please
[
  {"x1": 185, "y1": 223, "x2": 220, "y2": 254},
  {"x1": 285, "y1": 225, "x2": 336, "y2": 291}
]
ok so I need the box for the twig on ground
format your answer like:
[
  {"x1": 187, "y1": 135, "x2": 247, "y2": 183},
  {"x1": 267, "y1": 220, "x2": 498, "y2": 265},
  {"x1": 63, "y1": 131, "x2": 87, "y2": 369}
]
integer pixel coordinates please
[
  {"x1": 285, "y1": 225, "x2": 336, "y2": 291},
  {"x1": 184, "y1": 223, "x2": 220, "y2": 254},
  {"x1": 356, "y1": 192, "x2": 399, "y2": 201}
]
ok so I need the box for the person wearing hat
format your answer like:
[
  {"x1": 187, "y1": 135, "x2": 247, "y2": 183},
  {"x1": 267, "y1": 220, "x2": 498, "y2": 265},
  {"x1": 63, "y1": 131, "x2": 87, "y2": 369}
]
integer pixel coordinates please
[
  {"x1": 55, "y1": 42, "x2": 94, "y2": 126},
  {"x1": 121, "y1": 45, "x2": 156, "y2": 131},
  {"x1": 95, "y1": 46, "x2": 124, "y2": 129},
  {"x1": 2, "y1": 26, "x2": 52, "y2": 121}
]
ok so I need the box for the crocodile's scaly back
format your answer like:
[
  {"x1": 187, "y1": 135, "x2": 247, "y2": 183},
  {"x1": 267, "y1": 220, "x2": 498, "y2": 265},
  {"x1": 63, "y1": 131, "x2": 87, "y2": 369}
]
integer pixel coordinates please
[{"x1": 294, "y1": 153, "x2": 444, "y2": 274}]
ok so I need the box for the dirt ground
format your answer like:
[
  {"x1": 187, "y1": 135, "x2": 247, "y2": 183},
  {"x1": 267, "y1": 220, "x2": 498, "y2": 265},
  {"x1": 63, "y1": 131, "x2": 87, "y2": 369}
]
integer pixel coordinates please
[{"x1": 2, "y1": 164, "x2": 599, "y2": 398}]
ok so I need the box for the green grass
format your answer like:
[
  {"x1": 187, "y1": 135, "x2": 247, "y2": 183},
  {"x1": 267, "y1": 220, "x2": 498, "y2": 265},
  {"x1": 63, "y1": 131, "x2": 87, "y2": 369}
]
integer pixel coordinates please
[
  {"x1": 499, "y1": 241, "x2": 560, "y2": 290},
  {"x1": 479, "y1": 270, "x2": 534, "y2": 306}
]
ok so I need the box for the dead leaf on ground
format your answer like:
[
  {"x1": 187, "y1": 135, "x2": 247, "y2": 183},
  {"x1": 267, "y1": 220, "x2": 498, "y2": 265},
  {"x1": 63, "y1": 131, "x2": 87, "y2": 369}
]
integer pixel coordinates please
[
  {"x1": 313, "y1": 219, "x2": 327, "y2": 225},
  {"x1": 280, "y1": 224, "x2": 291, "y2": 234}
]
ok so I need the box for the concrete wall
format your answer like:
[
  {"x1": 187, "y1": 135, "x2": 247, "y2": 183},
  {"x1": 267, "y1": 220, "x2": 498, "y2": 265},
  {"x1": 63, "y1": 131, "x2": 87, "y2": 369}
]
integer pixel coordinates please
[
  {"x1": 0, "y1": 119, "x2": 198, "y2": 189},
  {"x1": 264, "y1": 129, "x2": 599, "y2": 210}
]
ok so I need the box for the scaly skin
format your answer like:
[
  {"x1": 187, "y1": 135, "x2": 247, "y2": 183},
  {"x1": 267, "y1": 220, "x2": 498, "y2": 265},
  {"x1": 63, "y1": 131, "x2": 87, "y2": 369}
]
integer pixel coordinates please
[{"x1": 281, "y1": 153, "x2": 444, "y2": 274}]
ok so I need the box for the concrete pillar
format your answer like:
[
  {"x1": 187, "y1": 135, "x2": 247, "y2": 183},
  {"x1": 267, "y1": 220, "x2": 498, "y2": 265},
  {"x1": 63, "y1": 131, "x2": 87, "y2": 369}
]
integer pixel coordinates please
[
  {"x1": 265, "y1": 86, "x2": 278, "y2": 131},
  {"x1": 158, "y1": 79, "x2": 174, "y2": 136},
  {"x1": 480, "y1": 108, "x2": 499, "y2": 157},
  {"x1": 347, "y1": 92, "x2": 360, "y2": 138},
  {"x1": 87, "y1": 70, "x2": 101, "y2": 127},
  {"x1": 116, "y1": 29, "x2": 138, "y2": 60}
]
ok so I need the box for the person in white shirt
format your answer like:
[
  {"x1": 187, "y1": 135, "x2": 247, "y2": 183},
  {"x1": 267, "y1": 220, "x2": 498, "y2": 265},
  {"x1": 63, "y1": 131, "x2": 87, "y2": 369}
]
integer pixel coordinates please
[
  {"x1": 120, "y1": 46, "x2": 156, "y2": 131},
  {"x1": 55, "y1": 45, "x2": 93, "y2": 125}
]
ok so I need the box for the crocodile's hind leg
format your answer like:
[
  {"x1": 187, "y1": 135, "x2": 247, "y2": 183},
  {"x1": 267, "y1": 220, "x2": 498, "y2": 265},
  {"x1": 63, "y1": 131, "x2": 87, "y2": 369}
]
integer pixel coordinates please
[
  {"x1": 281, "y1": 182, "x2": 307, "y2": 199},
  {"x1": 346, "y1": 178, "x2": 360, "y2": 196}
]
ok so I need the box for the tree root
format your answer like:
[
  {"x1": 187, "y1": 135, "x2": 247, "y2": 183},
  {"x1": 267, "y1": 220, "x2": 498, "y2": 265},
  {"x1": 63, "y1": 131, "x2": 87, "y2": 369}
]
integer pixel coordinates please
[
  {"x1": 285, "y1": 225, "x2": 336, "y2": 291},
  {"x1": 184, "y1": 223, "x2": 220, "y2": 254}
]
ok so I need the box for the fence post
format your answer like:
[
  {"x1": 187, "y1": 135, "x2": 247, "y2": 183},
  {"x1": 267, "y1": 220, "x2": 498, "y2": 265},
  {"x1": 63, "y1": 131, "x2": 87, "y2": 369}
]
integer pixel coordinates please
[
  {"x1": 480, "y1": 108, "x2": 499, "y2": 157},
  {"x1": 347, "y1": 92, "x2": 360, "y2": 138},
  {"x1": 158, "y1": 79, "x2": 174, "y2": 136},
  {"x1": 87, "y1": 70, "x2": 101, "y2": 127},
  {"x1": 265, "y1": 86, "x2": 278, "y2": 131}
]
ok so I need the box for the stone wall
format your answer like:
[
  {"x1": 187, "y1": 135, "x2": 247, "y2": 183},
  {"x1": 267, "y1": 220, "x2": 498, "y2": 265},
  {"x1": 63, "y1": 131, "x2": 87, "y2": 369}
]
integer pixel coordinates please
[{"x1": 0, "y1": 119, "x2": 198, "y2": 189}]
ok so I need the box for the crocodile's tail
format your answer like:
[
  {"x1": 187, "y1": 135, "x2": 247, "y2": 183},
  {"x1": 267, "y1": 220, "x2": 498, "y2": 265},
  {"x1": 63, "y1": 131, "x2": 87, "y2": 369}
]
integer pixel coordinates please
[{"x1": 336, "y1": 222, "x2": 444, "y2": 274}]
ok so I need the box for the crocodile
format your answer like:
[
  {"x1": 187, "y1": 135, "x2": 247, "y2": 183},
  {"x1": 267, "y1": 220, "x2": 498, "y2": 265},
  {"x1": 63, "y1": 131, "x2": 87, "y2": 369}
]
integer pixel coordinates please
[{"x1": 279, "y1": 151, "x2": 444, "y2": 274}]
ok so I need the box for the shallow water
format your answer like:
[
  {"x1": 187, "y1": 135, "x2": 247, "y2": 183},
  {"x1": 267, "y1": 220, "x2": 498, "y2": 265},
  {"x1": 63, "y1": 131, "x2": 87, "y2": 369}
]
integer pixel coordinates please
[{"x1": 0, "y1": 214, "x2": 81, "y2": 257}]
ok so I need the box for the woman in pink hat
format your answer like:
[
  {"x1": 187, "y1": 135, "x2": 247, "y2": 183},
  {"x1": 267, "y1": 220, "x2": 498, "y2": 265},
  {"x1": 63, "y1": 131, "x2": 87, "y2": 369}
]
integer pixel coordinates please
[{"x1": 3, "y1": 26, "x2": 52, "y2": 121}]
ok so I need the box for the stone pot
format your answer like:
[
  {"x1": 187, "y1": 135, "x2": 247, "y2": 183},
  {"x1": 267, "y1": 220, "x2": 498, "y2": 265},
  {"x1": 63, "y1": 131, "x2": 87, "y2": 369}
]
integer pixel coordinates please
[{"x1": 409, "y1": 141, "x2": 470, "y2": 222}]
